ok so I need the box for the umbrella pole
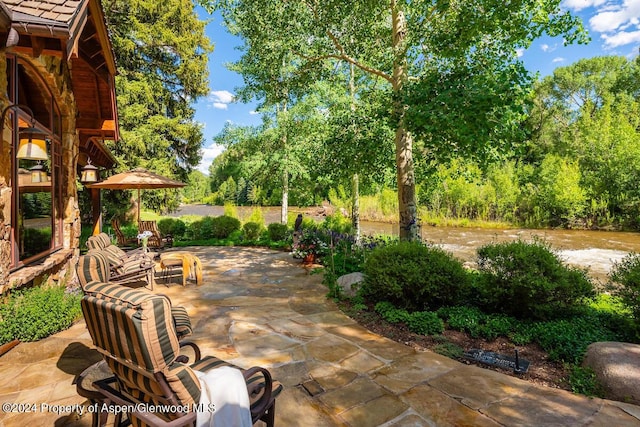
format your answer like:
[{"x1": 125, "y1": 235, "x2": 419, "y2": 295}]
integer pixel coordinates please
[{"x1": 137, "y1": 188, "x2": 141, "y2": 225}]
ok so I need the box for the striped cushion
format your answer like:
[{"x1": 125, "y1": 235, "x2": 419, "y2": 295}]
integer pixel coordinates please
[
  {"x1": 81, "y1": 288, "x2": 180, "y2": 371},
  {"x1": 170, "y1": 306, "x2": 193, "y2": 339},
  {"x1": 86, "y1": 232, "x2": 112, "y2": 251},
  {"x1": 76, "y1": 253, "x2": 110, "y2": 288}
]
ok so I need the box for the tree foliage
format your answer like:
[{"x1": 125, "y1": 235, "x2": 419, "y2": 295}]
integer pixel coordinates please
[
  {"x1": 102, "y1": 0, "x2": 213, "y2": 215},
  {"x1": 204, "y1": 0, "x2": 586, "y2": 239}
]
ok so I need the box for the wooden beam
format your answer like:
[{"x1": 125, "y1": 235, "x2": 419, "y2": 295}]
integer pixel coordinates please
[
  {"x1": 30, "y1": 36, "x2": 45, "y2": 57},
  {"x1": 12, "y1": 46, "x2": 62, "y2": 58}
]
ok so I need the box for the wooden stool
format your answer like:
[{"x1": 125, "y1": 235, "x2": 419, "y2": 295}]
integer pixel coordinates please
[{"x1": 160, "y1": 252, "x2": 202, "y2": 286}]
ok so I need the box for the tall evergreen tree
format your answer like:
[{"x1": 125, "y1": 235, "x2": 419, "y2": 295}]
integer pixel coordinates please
[{"x1": 102, "y1": 0, "x2": 213, "y2": 214}]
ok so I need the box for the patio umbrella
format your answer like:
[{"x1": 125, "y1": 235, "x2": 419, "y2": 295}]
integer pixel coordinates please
[{"x1": 87, "y1": 168, "x2": 186, "y2": 223}]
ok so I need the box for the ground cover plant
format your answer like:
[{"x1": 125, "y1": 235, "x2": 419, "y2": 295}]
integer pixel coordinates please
[
  {"x1": 322, "y1": 237, "x2": 638, "y2": 397},
  {"x1": 0, "y1": 283, "x2": 83, "y2": 346}
]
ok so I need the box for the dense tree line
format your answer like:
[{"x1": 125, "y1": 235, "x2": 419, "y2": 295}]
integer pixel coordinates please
[
  {"x1": 201, "y1": 0, "x2": 584, "y2": 239},
  {"x1": 205, "y1": 55, "x2": 640, "y2": 230}
]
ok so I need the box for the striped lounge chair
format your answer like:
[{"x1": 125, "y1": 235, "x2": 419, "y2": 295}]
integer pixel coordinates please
[
  {"x1": 86, "y1": 232, "x2": 156, "y2": 289},
  {"x1": 77, "y1": 253, "x2": 193, "y2": 341},
  {"x1": 80, "y1": 283, "x2": 280, "y2": 426}
]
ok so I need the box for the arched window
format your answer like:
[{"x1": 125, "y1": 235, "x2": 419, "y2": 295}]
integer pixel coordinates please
[{"x1": 7, "y1": 56, "x2": 63, "y2": 269}]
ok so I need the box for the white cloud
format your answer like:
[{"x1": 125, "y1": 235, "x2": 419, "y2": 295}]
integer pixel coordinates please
[
  {"x1": 590, "y1": 9, "x2": 633, "y2": 32},
  {"x1": 582, "y1": 0, "x2": 640, "y2": 48},
  {"x1": 516, "y1": 48, "x2": 525, "y2": 57},
  {"x1": 249, "y1": 110, "x2": 260, "y2": 115},
  {"x1": 208, "y1": 90, "x2": 235, "y2": 110},
  {"x1": 602, "y1": 29, "x2": 640, "y2": 47},
  {"x1": 197, "y1": 143, "x2": 226, "y2": 174},
  {"x1": 541, "y1": 43, "x2": 557, "y2": 52},
  {"x1": 562, "y1": 0, "x2": 607, "y2": 12},
  {"x1": 552, "y1": 57, "x2": 566, "y2": 63}
]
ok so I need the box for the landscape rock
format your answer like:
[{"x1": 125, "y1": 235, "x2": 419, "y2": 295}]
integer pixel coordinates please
[
  {"x1": 582, "y1": 341, "x2": 640, "y2": 405},
  {"x1": 337, "y1": 272, "x2": 364, "y2": 297}
]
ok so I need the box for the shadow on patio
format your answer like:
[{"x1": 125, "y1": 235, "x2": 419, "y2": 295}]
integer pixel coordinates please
[{"x1": 1, "y1": 246, "x2": 639, "y2": 426}]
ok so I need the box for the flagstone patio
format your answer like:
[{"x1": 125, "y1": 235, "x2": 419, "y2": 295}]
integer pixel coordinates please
[{"x1": 1, "y1": 246, "x2": 639, "y2": 426}]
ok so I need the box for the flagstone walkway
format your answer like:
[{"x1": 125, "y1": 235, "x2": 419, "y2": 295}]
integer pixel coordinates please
[{"x1": 1, "y1": 246, "x2": 640, "y2": 426}]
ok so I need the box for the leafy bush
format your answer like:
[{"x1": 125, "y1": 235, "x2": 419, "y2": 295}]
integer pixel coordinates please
[
  {"x1": 362, "y1": 241, "x2": 470, "y2": 311},
  {"x1": 267, "y1": 223, "x2": 289, "y2": 241},
  {"x1": 321, "y1": 214, "x2": 354, "y2": 234},
  {"x1": 210, "y1": 215, "x2": 241, "y2": 238},
  {"x1": 530, "y1": 314, "x2": 619, "y2": 363},
  {"x1": 433, "y1": 341, "x2": 464, "y2": 359},
  {"x1": 242, "y1": 221, "x2": 264, "y2": 241},
  {"x1": 0, "y1": 285, "x2": 82, "y2": 345},
  {"x1": 438, "y1": 306, "x2": 485, "y2": 333},
  {"x1": 157, "y1": 218, "x2": 186, "y2": 240},
  {"x1": 608, "y1": 253, "x2": 640, "y2": 324},
  {"x1": 569, "y1": 366, "x2": 604, "y2": 397},
  {"x1": 187, "y1": 216, "x2": 214, "y2": 240},
  {"x1": 374, "y1": 301, "x2": 410, "y2": 323},
  {"x1": 476, "y1": 240, "x2": 594, "y2": 320},
  {"x1": 437, "y1": 306, "x2": 515, "y2": 340},
  {"x1": 407, "y1": 311, "x2": 444, "y2": 335}
]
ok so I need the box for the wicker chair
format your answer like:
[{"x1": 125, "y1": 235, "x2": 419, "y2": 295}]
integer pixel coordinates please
[
  {"x1": 111, "y1": 218, "x2": 138, "y2": 248},
  {"x1": 80, "y1": 283, "x2": 280, "y2": 426},
  {"x1": 138, "y1": 220, "x2": 173, "y2": 250}
]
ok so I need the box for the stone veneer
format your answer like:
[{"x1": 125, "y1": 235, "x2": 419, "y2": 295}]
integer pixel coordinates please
[{"x1": 0, "y1": 53, "x2": 81, "y2": 294}]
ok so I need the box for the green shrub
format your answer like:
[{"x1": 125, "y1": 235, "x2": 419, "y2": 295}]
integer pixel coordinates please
[
  {"x1": 478, "y1": 315, "x2": 515, "y2": 340},
  {"x1": 608, "y1": 253, "x2": 640, "y2": 323},
  {"x1": 362, "y1": 241, "x2": 470, "y2": 311},
  {"x1": 532, "y1": 315, "x2": 619, "y2": 363},
  {"x1": 438, "y1": 306, "x2": 485, "y2": 333},
  {"x1": 210, "y1": 215, "x2": 241, "y2": 238},
  {"x1": 157, "y1": 218, "x2": 186, "y2": 240},
  {"x1": 433, "y1": 341, "x2": 464, "y2": 359},
  {"x1": 321, "y1": 214, "x2": 354, "y2": 234},
  {"x1": 374, "y1": 301, "x2": 410, "y2": 323},
  {"x1": 476, "y1": 240, "x2": 594, "y2": 320},
  {"x1": 267, "y1": 223, "x2": 289, "y2": 241},
  {"x1": 0, "y1": 285, "x2": 82, "y2": 345},
  {"x1": 242, "y1": 221, "x2": 264, "y2": 240},
  {"x1": 569, "y1": 366, "x2": 604, "y2": 397},
  {"x1": 407, "y1": 311, "x2": 444, "y2": 335},
  {"x1": 187, "y1": 216, "x2": 215, "y2": 240}
]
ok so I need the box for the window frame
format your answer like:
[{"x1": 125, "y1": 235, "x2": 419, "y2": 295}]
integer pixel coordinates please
[{"x1": 8, "y1": 56, "x2": 63, "y2": 270}]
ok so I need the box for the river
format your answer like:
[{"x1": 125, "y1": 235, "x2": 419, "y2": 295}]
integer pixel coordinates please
[{"x1": 170, "y1": 204, "x2": 640, "y2": 282}]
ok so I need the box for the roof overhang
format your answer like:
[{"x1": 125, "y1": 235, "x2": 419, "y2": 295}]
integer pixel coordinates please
[{"x1": 2, "y1": 0, "x2": 119, "y2": 169}]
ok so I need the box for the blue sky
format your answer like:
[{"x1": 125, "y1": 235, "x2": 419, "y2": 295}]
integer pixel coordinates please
[{"x1": 192, "y1": 1, "x2": 640, "y2": 174}]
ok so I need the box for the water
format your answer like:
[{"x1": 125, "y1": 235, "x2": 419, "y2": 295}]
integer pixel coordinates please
[{"x1": 171, "y1": 204, "x2": 640, "y2": 282}]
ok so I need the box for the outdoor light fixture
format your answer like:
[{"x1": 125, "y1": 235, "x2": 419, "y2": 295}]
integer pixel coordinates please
[
  {"x1": 80, "y1": 158, "x2": 99, "y2": 183},
  {"x1": 0, "y1": 104, "x2": 49, "y2": 160},
  {"x1": 30, "y1": 161, "x2": 47, "y2": 183}
]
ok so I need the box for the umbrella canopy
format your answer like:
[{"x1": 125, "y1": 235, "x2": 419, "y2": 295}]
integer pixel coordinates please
[{"x1": 87, "y1": 168, "x2": 186, "y2": 223}]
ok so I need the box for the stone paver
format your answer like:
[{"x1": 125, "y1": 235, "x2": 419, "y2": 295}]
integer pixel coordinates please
[{"x1": 0, "y1": 246, "x2": 639, "y2": 426}]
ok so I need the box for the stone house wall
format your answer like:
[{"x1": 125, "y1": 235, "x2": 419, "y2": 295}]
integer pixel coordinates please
[{"x1": 0, "y1": 53, "x2": 81, "y2": 294}]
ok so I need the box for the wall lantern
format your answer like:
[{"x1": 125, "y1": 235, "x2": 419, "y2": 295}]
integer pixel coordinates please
[
  {"x1": 0, "y1": 104, "x2": 49, "y2": 160},
  {"x1": 80, "y1": 158, "x2": 99, "y2": 183},
  {"x1": 30, "y1": 161, "x2": 47, "y2": 183}
]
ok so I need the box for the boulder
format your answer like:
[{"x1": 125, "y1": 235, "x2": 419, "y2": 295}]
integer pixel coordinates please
[
  {"x1": 582, "y1": 341, "x2": 640, "y2": 405},
  {"x1": 336, "y1": 272, "x2": 364, "y2": 297}
]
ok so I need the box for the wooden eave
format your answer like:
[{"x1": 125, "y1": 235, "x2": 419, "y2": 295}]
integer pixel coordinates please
[{"x1": 2, "y1": 0, "x2": 119, "y2": 169}]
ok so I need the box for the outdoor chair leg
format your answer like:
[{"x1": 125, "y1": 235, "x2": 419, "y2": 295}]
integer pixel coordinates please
[{"x1": 262, "y1": 400, "x2": 275, "y2": 427}]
